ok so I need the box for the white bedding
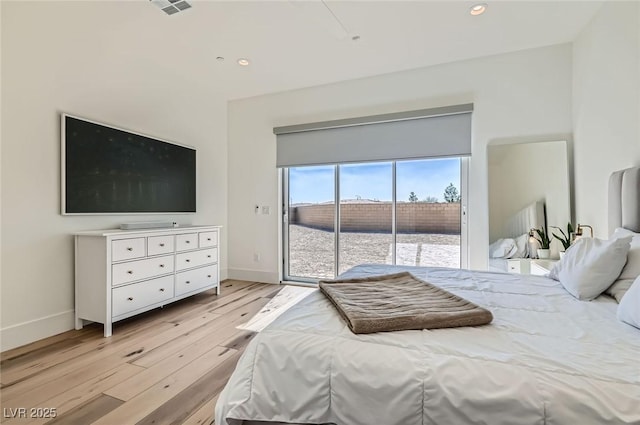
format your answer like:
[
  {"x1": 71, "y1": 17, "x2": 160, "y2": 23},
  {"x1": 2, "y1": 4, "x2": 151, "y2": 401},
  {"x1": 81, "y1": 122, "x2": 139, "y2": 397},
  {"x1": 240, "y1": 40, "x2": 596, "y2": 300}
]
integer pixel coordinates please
[
  {"x1": 216, "y1": 264, "x2": 640, "y2": 425},
  {"x1": 488, "y1": 257, "x2": 508, "y2": 272}
]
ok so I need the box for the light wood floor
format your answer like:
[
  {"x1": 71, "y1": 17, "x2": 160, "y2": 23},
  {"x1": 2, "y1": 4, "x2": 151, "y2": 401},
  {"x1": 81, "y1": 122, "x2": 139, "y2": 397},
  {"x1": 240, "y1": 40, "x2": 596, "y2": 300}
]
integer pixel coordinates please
[{"x1": 0, "y1": 280, "x2": 281, "y2": 425}]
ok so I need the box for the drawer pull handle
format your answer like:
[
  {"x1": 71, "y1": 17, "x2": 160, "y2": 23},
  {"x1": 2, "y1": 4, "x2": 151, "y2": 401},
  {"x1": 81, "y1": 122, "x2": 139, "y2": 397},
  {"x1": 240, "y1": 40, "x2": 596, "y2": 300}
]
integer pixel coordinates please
[
  {"x1": 186, "y1": 240, "x2": 191, "y2": 244},
  {"x1": 127, "y1": 247, "x2": 133, "y2": 251},
  {"x1": 127, "y1": 297, "x2": 133, "y2": 301},
  {"x1": 159, "y1": 243, "x2": 165, "y2": 247},
  {"x1": 207, "y1": 238, "x2": 212, "y2": 241},
  {"x1": 159, "y1": 264, "x2": 165, "y2": 268},
  {"x1": 127, "y1": 270, "x2": 133, "y2": 274},
  {"x1": 186, "y1": 281, "x2": 191, "y2": 284},
  {"x1": 207, "y1": 275, "x2": 212, "y2": 278},
  {"x1": 185, "y1": 259, "x2": 191, "y2": 262},
  {"x1": 159, "y1": 288, "x2": 165, "y2": 292},
  {"x1": 207, "y1": 255, "x2": 212, "y2": 258}
]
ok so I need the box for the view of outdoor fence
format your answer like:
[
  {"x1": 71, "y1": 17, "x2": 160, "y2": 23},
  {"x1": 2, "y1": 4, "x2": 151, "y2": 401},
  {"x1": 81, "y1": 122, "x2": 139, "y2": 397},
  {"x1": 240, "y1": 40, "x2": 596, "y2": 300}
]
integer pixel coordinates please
[
  {"x1": 288, "y1": 201, "x2": 461, "y2": 278},
  {"x1": 291, "y1": 202, "x2": 460, "y2": 233}
]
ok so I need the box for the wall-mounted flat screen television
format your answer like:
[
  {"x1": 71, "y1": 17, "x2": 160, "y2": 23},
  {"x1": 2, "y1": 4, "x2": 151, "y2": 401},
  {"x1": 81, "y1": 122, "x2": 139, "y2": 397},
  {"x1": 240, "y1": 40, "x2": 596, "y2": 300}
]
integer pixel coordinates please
[{"x1": 62, "y1": 114, "x2": 196, "y2": 215}]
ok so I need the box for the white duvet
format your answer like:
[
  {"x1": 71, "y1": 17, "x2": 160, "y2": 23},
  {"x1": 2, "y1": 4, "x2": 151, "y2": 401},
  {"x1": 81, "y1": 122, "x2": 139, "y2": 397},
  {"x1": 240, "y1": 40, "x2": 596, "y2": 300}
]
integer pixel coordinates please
[{"x1": 216, "y1": 265, "x2": 640, "y2": 425}]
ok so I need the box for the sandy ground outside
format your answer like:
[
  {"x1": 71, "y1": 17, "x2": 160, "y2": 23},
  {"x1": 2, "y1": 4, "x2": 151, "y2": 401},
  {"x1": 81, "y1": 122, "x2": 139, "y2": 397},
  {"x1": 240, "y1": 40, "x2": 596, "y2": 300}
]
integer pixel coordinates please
[{"x1": 288, "y1": 224, "x2": 460, "y2": 279}]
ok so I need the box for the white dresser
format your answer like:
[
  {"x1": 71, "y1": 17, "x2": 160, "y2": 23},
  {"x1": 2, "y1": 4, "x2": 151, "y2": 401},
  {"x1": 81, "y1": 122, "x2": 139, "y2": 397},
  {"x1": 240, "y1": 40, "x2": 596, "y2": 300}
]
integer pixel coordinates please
[{"x1": 74, "y1": 225, "x2": 221, "y2": 337}]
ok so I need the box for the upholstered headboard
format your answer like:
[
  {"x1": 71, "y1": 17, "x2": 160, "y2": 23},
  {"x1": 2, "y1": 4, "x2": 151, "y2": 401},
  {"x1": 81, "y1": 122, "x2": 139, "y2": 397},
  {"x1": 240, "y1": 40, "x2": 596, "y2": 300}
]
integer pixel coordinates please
[
  {"x1": 609, "y1": 167, "x2": 640, "y2": 235},
  {"x1": 505, "y1": 201, "x2": 546, "y2": 238}
]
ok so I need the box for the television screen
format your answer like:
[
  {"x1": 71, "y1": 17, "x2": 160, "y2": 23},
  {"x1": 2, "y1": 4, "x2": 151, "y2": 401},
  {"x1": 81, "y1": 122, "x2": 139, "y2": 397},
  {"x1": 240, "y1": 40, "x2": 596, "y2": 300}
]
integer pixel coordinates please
[{"x1": 62, "y1": 114, "x2": 196, "y2": 214}]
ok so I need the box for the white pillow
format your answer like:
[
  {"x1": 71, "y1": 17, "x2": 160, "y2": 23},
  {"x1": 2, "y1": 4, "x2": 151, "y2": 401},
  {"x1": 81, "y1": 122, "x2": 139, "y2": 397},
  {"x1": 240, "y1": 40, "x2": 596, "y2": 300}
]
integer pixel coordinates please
[
  {"x1": 606, "y1": 279, "x2": 635, "y2": 303},
  {"x1": 489, "y1": 238, "x2": 517, "y2": 259},
  {"x1": 617, "y1": 275, "x2": 640, "y2": 330},
  {"x1": 612, "y1": 228, "x2": 640, "y2": 280},
  {"x1": 513, "y1": 233, "x2": 529, "y2": 258},
  {"x1": 549, "y1": 236, "x2": 632, "y2": 300}
]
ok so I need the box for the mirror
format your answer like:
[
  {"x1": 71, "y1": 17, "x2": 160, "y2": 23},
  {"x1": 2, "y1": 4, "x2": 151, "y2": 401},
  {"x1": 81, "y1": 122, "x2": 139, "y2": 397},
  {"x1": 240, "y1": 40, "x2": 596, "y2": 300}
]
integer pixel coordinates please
[{"x1": 488, "y1": 140, "x2": 571, "y2": 267}]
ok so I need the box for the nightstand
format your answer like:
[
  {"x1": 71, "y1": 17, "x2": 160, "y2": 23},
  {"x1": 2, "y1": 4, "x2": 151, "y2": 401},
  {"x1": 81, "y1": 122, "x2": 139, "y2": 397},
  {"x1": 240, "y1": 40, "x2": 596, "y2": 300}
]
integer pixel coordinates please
[
  {"x1": 507, "y1": 259, "x2": 559, "y2": 275},
  {"x1": 507, "y1": 258, "x2": 530, "y2": 274},
  {"x1": 530, "y1": 259, "x2": 558, "y2": 276}
]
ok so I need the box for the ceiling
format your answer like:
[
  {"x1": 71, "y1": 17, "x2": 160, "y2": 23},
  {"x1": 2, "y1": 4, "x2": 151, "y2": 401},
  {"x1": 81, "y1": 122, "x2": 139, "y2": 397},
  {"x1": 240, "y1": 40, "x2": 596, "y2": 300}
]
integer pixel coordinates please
[{"x1": 7, "y1": 1, "x2": 604, "y2": 100}]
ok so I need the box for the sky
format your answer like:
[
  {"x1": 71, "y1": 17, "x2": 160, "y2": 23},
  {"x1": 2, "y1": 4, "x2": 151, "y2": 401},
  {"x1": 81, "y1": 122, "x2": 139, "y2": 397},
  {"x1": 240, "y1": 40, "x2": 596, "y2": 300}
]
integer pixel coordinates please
[{"x1": 289, "y1": 158, "x2": 460, "y2": 204}]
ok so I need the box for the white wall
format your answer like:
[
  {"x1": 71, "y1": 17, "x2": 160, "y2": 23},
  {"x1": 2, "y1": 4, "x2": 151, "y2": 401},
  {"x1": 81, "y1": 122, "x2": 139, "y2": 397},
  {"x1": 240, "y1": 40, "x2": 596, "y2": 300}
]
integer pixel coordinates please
[
  {"x1": 573, "y1": 1, "x2": 640, "y2": 237},
  {"x1": 0, "y1": 3, "x2": 228, "y2": 351},
  {"x1": 227, "y1": 45, "x2": 574, "y2": 282}
]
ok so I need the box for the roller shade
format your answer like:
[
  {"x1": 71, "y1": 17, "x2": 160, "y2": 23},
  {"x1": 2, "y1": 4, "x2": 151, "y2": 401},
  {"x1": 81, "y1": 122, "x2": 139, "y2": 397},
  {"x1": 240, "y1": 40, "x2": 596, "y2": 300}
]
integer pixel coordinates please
[{"x1": 274, "y1": 104, "x2": 472, "y2": 168}]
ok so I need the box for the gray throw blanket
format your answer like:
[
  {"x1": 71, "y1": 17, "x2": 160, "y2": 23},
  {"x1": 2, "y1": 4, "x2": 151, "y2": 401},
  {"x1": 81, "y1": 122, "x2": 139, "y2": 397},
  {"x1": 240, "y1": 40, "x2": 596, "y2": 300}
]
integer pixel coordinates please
[{"x1": 319, "y1": 272, "x2": 493, "y2": 334}]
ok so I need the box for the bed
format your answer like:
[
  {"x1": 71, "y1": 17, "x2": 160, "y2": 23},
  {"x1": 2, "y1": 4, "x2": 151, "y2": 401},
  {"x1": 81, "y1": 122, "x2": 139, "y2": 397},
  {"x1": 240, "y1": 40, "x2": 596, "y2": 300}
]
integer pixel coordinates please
[
  {"x1": 488, "y1": 201, "x2": 545, "y2": 272},
  {"x1": 216, "y1": 168, "x2": 640, "y2": 425}
]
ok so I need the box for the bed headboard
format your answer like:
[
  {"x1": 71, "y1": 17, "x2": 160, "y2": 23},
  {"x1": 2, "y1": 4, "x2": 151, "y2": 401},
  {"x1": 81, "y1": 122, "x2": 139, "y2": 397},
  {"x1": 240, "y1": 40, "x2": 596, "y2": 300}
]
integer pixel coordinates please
[
  {"x1": 609, "y1": 167, "x2": 640, "y2": 235},
  {"x1": 505, "y1": 201, "x2": 546, "y2": 238}
]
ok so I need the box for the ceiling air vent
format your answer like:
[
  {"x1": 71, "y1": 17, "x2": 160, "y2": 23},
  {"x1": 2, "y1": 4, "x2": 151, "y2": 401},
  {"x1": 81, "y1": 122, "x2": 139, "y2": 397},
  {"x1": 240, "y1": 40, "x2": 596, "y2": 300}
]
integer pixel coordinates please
[{"x1": 150, "y1": 0, "x2": 192, "y2": 15}]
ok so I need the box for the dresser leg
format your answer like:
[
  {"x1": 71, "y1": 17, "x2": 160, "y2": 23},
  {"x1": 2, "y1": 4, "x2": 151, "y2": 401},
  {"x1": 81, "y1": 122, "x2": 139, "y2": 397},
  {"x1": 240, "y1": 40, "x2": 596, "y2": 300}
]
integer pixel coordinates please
[
  {"x1": 104, "y1": 322, "x2": 112, "y2": 338},
  {"x1": 75, "y1": 317, "x2": 84, "y2": 330}
]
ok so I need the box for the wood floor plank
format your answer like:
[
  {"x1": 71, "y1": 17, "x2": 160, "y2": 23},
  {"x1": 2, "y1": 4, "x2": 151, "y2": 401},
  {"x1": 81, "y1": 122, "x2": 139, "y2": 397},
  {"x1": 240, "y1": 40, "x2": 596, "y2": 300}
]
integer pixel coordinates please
[
  {"x1": 0, "y1": 302, "x2": 192, "y2": 387},
  {"x1": 205, "y1": 284, "x2": 282, "y2": 317},
  {"x1": 135, "y1": 352, "x2": 240, "y2": 425},
  {"x1": 2, "y1": 309, "x2": 225, "y2": 402},
  {"x1": 219, "y1": 330, "x2": 258, "y2": 352},
  {"x1": 192, "y1": 280, "x2": 257, "y2": 303},
  {"x1": 2, "y1": 364, "x2": 143, "y2": 425},
  {"x1": 90, "y1": 348, "x2": 239, "y2": 425},
  {"x1": 1, "y1": 337, "x2": 116, "y2": 386},
  {"x1": 44, "y1": 394, "x2": 123, "y2": 425},
  {"x1": 132, "y1": 296, "x2": 268, "y2": 368},
  {"x1": 181, "y1": 395, "x2": 218, "y2": 425},
  {"x1": 172, "y1": 282, "x2": 274, "y2": 321},
  {"x1": 105, "y1": 344, "x2": 231, "y2": 402},
  {"x1": 0, "y1": 320, "x2": 177, "y2": 403}
]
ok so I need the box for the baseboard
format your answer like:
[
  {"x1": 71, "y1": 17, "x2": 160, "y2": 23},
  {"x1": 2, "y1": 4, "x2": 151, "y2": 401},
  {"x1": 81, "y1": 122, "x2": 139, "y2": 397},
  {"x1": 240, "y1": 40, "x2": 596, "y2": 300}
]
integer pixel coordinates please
[
  {"x1": 227, "y1": 268, "x2": 280, "y2": 284},
  {"x1": 1, "y1": 310, "x2": 75, "y2": 352}
]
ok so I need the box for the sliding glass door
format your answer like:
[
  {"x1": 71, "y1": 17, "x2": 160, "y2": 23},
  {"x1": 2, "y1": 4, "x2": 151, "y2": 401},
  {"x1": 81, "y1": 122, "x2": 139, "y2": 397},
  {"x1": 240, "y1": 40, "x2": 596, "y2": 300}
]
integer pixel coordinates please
[
  {"x1": 338, "y1": 162, "x2": 393, "y2": 274},
  {"x1": 283, "y1": 158, "x2": 466, "y2": 282},
  {"x1": 284, "y1": 166, "x2": 336, "y2": 280},
  {"x1": 396, "y1": 158, "x2": 461, "y2": 268}
]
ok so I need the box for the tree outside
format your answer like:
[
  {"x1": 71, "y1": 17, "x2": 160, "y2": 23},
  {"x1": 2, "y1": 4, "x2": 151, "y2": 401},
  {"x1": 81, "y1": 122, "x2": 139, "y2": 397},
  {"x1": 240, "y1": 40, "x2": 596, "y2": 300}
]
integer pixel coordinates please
[{"x1": 444, "y1": 183, "x2": 461, "y2": 203}]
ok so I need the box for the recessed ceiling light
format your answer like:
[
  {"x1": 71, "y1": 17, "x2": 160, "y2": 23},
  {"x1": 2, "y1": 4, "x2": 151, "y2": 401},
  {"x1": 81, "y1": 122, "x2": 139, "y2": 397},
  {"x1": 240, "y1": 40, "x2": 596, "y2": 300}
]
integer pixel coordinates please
[
  {"x1": 237, "y1": 58, "x2": 250, "y2": 66},
  {"x1": 470, "y1": 3, "x2": 487, "y2": 16}
]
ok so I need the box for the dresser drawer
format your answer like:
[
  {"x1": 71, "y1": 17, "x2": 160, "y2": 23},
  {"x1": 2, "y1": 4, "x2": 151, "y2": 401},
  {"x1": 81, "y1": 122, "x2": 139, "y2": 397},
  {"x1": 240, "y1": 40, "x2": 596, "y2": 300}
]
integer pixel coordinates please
[
  {"x1": 507, "y1": 259, "x2": 531, "y2": 274},
  {"x1": 112, "y1": 255, "x2": 175, "y2": 286},
  {"x1": 148, "y1": 235, "x2": 174, "y2": 256},
  {"x1": 199, "y1": 231, "x2": 218, "y2": 248},
  {"x1": 176, "y1": 233, "x2": 198, "y2": 251},
  {"x1": 112, "y1": 275, "x2": 174, "y2": 318},
  {"x1": 507, "y1": 260, "x2": 521, "y2": 274},
  {"x1": 112, "y1": 238, "x2": 146, "y2": 262},
  {"x1": 175, "y1": 248, "x2": 217, "y2": 271},
  {"x1": 175, "y1": 265, "x2": 218, "y2": 296}
]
